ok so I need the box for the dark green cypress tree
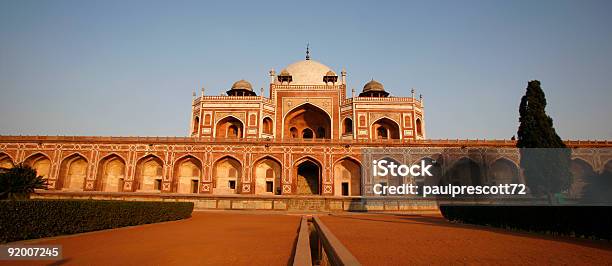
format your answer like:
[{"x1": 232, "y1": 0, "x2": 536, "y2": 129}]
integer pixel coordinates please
[{"x1": 517, "y1": 80, "x2": 571, "y2": 202}]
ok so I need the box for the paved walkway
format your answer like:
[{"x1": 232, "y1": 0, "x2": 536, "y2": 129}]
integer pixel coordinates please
[
  {"x1": 4, "y1": 212, "x2": 300, "y2": 266},
  {"x1": 320, "y1": 213, "x2": 612, "y2": 265},
  {"x1": 4, "y1": 212, "x2": 612, "y2": 265}
]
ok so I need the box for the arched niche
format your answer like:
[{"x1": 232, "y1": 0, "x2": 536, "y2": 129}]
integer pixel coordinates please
[
  {"x1": 295, "y1": 158, "x2": 321, "y2": 195},
  {"x1": 0, "y1": 153, "x2": 14, "y2": 169},
  {"x1": 58, "y1": 154, "x2": 88, "y2": 191},
  {"x1": 488, "y1": 158, "x2": 519, "y2": 185},
  {"x1": 135, "y1": 155, "x2": 164, "y2": 192},
  {"x1": 262, "y1": 117, "x2": 273, "y2": 135},
  {"x1": 333, "y1": 158, "x2": 361, "y2": 196},
  {"x1": 253, "y1": 157, "x2": 282, "y2": 195},
  {"x1": 24, "y1": 153, "x2": 51, "y2": 180},
  {"x1": 284, "y1": 103, "x2": 331, "y2": 139},
  {"x1": 96, "y1": 155, "x2": 126, "y2": 192},
  {"x1": 216, "y1": 116, "x2": 244, "y2": 138},
  {"x1": 213, "y1": 156, "x2": 242, "y2": 194},
  {"x1": 173, "y1": 156, "x2": 202, "y2": 194},
  {"x1": 372, "y1": 118, "x2": 400, "y2": 140}
]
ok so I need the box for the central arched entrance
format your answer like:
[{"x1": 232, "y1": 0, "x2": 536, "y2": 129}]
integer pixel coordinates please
[
  {"x1": 284, "y1": 103, "x2": 331, "y2": 139},
  {"x1": 296, "y1": 160, "x2": 320, "y2": 195},
  {"x1": 372, "y1": 118, "x2": 400, "y2": 139},
  {"x1": 215, "y1": 116, "x2": 244, "y2": 138}
]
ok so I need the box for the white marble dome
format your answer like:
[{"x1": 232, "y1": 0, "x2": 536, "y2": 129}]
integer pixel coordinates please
[{"x1": 283, "y1": 59, "x2": 334, "y2": 85}]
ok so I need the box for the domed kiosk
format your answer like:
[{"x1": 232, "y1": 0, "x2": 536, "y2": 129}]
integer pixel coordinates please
[
  {"x1": 359, "y1": 79, "x2": 389, "y2": 97},
  {"x1": 227, "y1": 79, "x2": 256, "y2": 96}
]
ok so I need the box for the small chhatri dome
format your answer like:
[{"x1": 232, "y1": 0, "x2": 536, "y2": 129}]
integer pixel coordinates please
[
  {"x1": 325, "y1": 70, "x2": 337, "y2": 76},
  {"x1": 279, "y1": 69, "x2": 291, "y2": 76},
  {"x1": 360, "y1": 79, "x2": 389, "y2": 97},
  {"x1": 363, "y1": 79, "x2": 384, "y2": 92},
  {"x1": 231, "y1": 79, "x2": 253, "y2": 91},
  {"x1": 227, "y1": 79, "x2": 256, "y2": 96}
]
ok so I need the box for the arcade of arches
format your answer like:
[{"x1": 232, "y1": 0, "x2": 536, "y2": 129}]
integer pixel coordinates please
[{"x1": 1, "y1": 147, "x2": 609, "y2": 198}]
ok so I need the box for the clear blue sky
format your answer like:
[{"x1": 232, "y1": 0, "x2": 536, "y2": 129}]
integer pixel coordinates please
[{"x1": 1, "y1": 0, "x2": 610, "y2": 140}]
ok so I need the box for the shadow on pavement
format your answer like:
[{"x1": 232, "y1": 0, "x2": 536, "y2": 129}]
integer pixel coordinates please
[{"x1": 325, "y1": 213, "x2": 612, "y2": 251}]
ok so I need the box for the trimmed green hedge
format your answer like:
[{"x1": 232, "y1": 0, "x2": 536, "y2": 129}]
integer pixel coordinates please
[
  {"x1": 440, "y1": 205, "x2": 612, "y2": 240},
  {"x1": 0, "y1": 200, "x2": 194, "y2": 243}
]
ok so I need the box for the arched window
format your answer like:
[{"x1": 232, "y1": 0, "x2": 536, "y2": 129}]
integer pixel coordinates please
[
  {"x1": 416, "y1": 118, "x2": 423, "y2": 136},
  {"x1": 302, "y1": 128, "x2": 314, "y2": 139},
  {"x1": 290, "y1": 127, "x2": 298, "y2": 138},
  {"x1": 262, "y1": 117, "x2": 273, "y2": 134},
  {"x1": 193, "y1": 116, "x2": 199, "y2": 134},
  {"x1": 343, "y1": 118, "x2": 353, "y2": 134},
  {"x1": 316, "y1": 127, "x2": 325, "y2": 138}
]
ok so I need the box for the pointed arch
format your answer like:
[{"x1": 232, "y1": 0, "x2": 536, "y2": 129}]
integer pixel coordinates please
[
  {"x1": 214, "y1": 115, "x2": 244, "y2": 138},
  {"x1": 96, "y1": 154, "x2": 126, "y2": 192},
  {"x1": 262, "y1": 117, "x2": 274, "y2": 135},
  {"x1": 0, "y1": 152, "x2": 15, "y2": 169},
  {"x1": 284, "y1": 103, "x2": 331, "y2": 139},
  {"x1": 488, "y1": 158, "x2": 519, "y2": 185},
  {"x1": 445, "y1": 157, "x2": 482, "y2": 186},
  {"x1": 342, "y1": 117, "x2": 353, "y2": 135},
  {"x1": 173, "y1": 155, "x2": 202, "y2": 193},
  {"x1": 295, "y1": 157, "x2": 322, "y2": 195},
  {"x1": 294, "y1": 155, "x2": 323, "y2": 168},
  {"x1": 134, "y1": 154, "x2": 164, "y2": 192},
  {"x1": 253, "y1": 156, "x2": 282, "y2": 195},
  {"x1": 371, "y1": 117, "x2": 400, "y2": 140},
  {"x1": 24, "y1": 153, "x2": 52, "y2": 180},
  {"x1": 58, "y1": 153, "x2": 89, "y2": 191},
  {"x1": 213, "y1": 155, "x2": 243, "y2": 194},
  {"x1": 333, "y1": 156, "x2": 362, "y2": 196},
  {"x1": 570, "y1": 158, "x2": 596, "y2": 198}
]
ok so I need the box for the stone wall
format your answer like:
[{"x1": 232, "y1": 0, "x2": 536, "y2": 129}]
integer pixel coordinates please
[{"x1": 31, "y1": 191, "x2": 441, "y2": 212}]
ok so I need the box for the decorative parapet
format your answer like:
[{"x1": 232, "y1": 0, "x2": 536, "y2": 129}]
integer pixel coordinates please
[
  {"x1": 273, "y1": 84, "x2": 343, "y2": 91},
  {"x1": 193, "y1": 96, "x2": 272, "y2": 105},
  {"x1": 342, "y1": 96, "x2": 424, "y2": 106},
  {"x1": 0, "y1": 135, "x2": 609, "y2": 148}
]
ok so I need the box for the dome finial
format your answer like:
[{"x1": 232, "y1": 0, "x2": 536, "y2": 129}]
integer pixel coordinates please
[{"x1": 306, "y1": 43, "x2": 310, "y2": 60}]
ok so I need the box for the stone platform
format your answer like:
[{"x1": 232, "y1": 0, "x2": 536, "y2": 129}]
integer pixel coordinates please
[{"x1": 31, "y1": 190, "x2": 440, "y2": 212}]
